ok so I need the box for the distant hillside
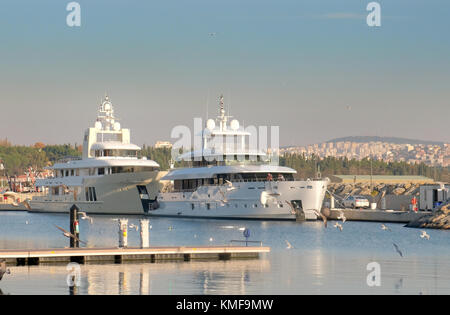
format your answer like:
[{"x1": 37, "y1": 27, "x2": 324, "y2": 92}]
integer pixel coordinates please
[{"x1": 326, "y1": 136, "x2": 444, "y2": 146}]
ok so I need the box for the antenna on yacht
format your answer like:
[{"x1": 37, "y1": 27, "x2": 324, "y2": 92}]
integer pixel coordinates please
[{"x1": 206, "y1": 89, "x2": 210, "y2": 121}]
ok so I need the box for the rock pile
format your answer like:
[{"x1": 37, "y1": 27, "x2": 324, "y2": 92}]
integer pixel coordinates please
[
  {"x1": 406, "y1": 200, "x2": 450, "y2": 230},
  {"x1": 327, "y1": 182, "x2": 421, "y2": 198}
]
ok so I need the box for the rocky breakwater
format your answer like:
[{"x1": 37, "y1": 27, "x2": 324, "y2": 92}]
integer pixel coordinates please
[
  {"x1": 406, "y1": 200, "x2": 450, "y2": 230},
  {"x1": 327, "y1": 182, "x2": 421, "y2": 198}
]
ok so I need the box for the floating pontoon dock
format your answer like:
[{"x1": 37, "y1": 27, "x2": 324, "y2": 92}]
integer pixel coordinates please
[{"x1": 0, "y1": 245, "x2": 270, "y2": 265}]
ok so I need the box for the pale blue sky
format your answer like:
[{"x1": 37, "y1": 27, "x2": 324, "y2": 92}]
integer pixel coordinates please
[{"x1": 0, "y1": 0, "x2": 449, "y2": 146}]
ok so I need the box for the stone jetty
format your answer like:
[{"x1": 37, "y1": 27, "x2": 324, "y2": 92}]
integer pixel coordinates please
[{"x1": 406, "y1": 200, "x2": 450, "y2": 230}]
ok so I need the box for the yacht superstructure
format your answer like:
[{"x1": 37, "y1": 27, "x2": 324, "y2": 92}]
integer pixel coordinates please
[
  {"x1": 148, "y1": 96, "x2": 328, "y2": 220},
  {"x1": 29, "y1": 95, "x2": 163, "y2": 214}
]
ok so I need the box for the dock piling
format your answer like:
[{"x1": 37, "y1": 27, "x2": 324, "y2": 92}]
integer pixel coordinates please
[
  {"x1": 140, "y1": 219, "x2": 149, "y2": 248},
  {"x1": 118, "y1": 219, "x2": 128, "y2": 248},
  {"x1": 69, "y1": 204, "x2": 80, "y2": 248}
]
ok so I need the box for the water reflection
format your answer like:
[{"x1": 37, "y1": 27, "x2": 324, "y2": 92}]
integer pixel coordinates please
[
  {"x1": 0, "y1": 258, "x2": 269, "y2": 295},
  {"x1": 1, "y1": 211, "x2": 450, "y2": 294}
]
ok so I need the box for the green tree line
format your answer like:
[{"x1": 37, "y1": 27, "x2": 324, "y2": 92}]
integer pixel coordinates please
[
  {"x1": 281, "y1": 154, "x2": 450, "y2": 182},
  {"x1": 0, "y1": 143, "x2": 81, "y2": 175}
]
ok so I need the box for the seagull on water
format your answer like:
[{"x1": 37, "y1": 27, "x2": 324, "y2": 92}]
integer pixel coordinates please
[
  {"x1": 54, "y1": 224, "x2": 86, "y2": 245},
  {"x1": 393, "y1": 243, "x2": 403, "y2": 257},
  {"x1": 78, "y1": 211, "x2": 93, "y2": 224},
  {"x1": 0, "y1": 259, "x2": 11, "y2": 281},
  {"x1": 381, "y1": 224, "x2": 391, "y2": 231},
  {"x1": 334, "y1": 222, "x2": 343, "y2": 231},
  {"x1": 420, "y1": 231, "x2": 430, "y2": 240}
]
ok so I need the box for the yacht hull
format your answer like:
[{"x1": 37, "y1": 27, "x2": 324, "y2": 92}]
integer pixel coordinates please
[
  {"x1": 29, "y1": 171, "x2": 164, "y2": 215},
  {"x1": 147, "y1": 179, "x2": 328, "y2": 220}
]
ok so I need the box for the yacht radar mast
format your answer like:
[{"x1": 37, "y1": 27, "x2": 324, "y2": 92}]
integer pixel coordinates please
[
  {"x1": 96, "y1": 94, "x2": 121, "y2": 132},
  {"x1": 217, "y1": 94, "x2": 233, "y2": 131}
]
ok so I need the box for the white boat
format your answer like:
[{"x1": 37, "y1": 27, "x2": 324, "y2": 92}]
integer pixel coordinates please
[
  {"x1": 29, "y1": 95, "x2": 163, "y2": 214},
  {"x1": 148, "y1": 96, "x2": 328, "y2": 220}
]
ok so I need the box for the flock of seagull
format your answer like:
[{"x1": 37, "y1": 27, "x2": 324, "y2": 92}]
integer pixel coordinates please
[
  {"x1": 0, "y1": 206, "x2": 435, "y2": 283},
  {"x1": 284, "y1": 210, "x2": 432, "y2": 256}
]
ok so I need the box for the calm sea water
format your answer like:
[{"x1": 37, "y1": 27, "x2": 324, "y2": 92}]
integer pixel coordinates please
[{"x1": 0, "y1": 211, "x2": 449, "y2": 295}]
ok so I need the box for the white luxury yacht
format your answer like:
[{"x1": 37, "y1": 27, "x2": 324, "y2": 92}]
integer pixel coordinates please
[
  {"x1": 29, "y1": 95, "x2": 164, "y2": 214},
  {"x1": 148, "y1": 96, "x2": 328, "y2": 220}
]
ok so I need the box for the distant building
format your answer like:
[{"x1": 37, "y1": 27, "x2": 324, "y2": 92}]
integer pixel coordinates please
[
  {"x1": 155, "y1": 141, "x2": 172, "y2": 149},
  {"x1": 444, "y1": 156, "x2": 450, "y2": 167}
]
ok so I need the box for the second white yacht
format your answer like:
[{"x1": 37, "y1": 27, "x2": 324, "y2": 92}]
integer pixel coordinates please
[{"x1": 148, "y1": 96, "x2": 328, "y2": 220}]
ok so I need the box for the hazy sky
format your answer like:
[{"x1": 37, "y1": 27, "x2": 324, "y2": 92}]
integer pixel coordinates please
[{"x1": 0, "y1": 0, "x2": 449, "y2": 147}]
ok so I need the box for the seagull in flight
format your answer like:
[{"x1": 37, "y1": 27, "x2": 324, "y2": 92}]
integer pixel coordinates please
[
  {"x1": 23, "y1": 199, "x2": 32, "y2": 211},
  {"x1": 393, "y1": 243, "x2": 403, "y2": 257},
  {"x1": 54, "y1": 224, "x2": 86, "y2": 245},
  {"x1": 78, "y1": 211, "x2": 93, "y2": 224},
  {"x1": 0, "y1": 259, "x2": 11, "y2": 281},
  {"x1": 285, "y1": 200, "x2": 298, "y2": 215},
  {"x1": 224, "y1": 180, "x2": 235, "y2": 189},
  {"x1": 312, "y1": 210, "x2": 328, "y2": 228},
  {"x1": 337, "y1": 210, "x2": 347, "y2": 223},
  {"x1": 218, "y1": 190, "x2": 230, "y2": 204},
  {"x1": 129, "y1": 224, "x2": 139, "y2": 231},
  {"x1": 285, "y1": 240, "x2": 293, "y2": 249},
  {"x1": 420, "y1": 231, "x2": 430, "y2": 240},
  {"x1": 334, "y1": 222, "x2": 343, "y2": 231}
]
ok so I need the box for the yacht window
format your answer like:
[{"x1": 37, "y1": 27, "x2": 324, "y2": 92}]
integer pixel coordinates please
[
  {"x1": 65, "y1": 170, "x2": 69, "y2": 177},
  {"x1": 71, "y1": 169, "x2": 74, "y2": 176},
  {"x1": 85, "y1": 187, "x2": 89, "y2": 201},
  {"x1": 174, "y1": 180, "x2": 182, "y2": 191},
  {"x1": 76, "y1": 169, "x2": 80, "y2": 176},
  {"x1": 60, "y1": 170, "x2": 64, "y2": 177},
  {"x1": 98, "y1": 168, "x2": 105, "y2": 175},
  {"x1": 88, "y1": 187, "x2": 93, "y2": 201}
]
